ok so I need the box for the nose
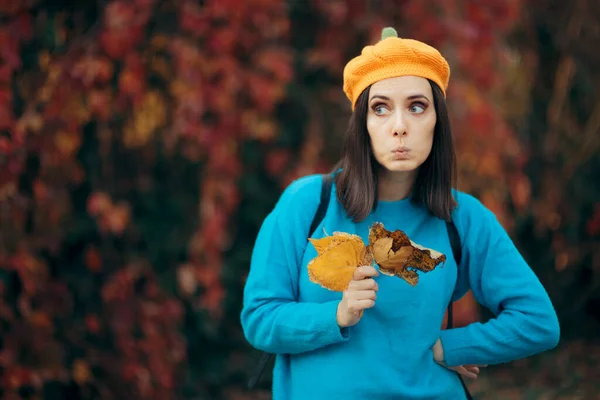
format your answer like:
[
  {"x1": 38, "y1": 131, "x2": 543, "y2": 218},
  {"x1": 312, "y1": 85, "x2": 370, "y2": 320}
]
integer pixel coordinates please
[{"x1": 392, "y1": 111, "x2": 407, "y2": 136}]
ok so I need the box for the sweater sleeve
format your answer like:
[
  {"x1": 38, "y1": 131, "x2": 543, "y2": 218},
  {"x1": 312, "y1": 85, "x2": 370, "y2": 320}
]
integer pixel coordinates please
[
  {"x1": 439, "y1": 193, "x2": 560, "y2": 367},
  {"x1": 240, "y1": 175, "x2": 350, "y2": 354}
]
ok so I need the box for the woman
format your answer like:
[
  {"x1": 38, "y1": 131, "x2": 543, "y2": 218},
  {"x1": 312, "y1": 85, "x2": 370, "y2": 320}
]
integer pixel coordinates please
[{"x1": 241, "y1": 27, "x2": 560, "y2": 399}]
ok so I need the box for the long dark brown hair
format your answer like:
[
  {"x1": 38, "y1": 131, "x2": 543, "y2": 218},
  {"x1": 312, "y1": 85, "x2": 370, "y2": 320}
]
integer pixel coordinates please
[{"x1": 334, "y1": 79, "x2": 457, "y2": 222}]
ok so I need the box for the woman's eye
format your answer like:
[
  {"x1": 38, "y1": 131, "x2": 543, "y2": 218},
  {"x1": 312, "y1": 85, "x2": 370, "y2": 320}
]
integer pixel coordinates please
[
  {"x1": 409, "y1": 103, "x2": 426, "y2": 113},
  {"x1": 374, "y1": 105, "x2": 387, "y2": 115}
]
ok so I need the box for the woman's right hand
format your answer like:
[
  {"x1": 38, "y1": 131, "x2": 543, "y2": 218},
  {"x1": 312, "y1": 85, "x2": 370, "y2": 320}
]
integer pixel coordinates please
[{"x1": 336, "y1": 266, "x2": 379, "y2": 328}]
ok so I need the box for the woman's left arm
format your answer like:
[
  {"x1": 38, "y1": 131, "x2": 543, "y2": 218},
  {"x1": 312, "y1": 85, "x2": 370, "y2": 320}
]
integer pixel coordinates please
[{"x1": 438, "y1": 193, "x2": 560, "y2": 367}]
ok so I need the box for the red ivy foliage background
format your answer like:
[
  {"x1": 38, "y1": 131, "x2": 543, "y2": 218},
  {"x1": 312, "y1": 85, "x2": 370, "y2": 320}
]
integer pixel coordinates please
[{"x1": 0, "y1": 0, "x2": 599, "y2": 399}]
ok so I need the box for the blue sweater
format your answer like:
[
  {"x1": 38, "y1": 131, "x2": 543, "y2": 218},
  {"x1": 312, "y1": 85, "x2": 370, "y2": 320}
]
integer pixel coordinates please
[{"x1": 241, "y1": 174, "x2": 560, "y2": 399}]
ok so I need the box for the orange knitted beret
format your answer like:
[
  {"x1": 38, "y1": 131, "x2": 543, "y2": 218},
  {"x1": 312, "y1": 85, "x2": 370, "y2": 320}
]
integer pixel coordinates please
[{"x1": 343, "y1": 27, "x2": 451, "y2": 110}]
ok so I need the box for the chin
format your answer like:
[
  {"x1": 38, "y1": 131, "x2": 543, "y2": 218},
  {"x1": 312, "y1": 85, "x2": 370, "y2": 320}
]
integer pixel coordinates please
[{"x1": 384, "y1": 160, "x2": 421, "y2": 173}]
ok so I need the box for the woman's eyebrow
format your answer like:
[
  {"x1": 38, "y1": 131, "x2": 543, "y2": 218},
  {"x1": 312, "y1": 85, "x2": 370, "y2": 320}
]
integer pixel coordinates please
[
  {"x1": 369, "y1": 95, "x2": 391, "y2": 102},
  {"x1": 406, "y1": 94, "x2": 430, "y2": 102},
  {"x1": 369, "y1": 94, "x2": 430, "y2": 102}
]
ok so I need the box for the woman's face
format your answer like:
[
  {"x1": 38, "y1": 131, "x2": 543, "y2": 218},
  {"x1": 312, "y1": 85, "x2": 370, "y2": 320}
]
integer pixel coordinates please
[{"x1": 366, "y1": 76, "x2": 436, "y2": 175}]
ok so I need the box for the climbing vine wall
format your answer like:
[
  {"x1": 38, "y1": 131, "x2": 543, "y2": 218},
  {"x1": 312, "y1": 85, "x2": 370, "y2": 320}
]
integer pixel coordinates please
[{"x1": 1, "y1": 0, "x2": 599, "y2": 398}]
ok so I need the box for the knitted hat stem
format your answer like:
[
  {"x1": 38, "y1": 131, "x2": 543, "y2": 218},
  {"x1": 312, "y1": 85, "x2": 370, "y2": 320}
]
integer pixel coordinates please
[{"x1": 381, "y1": 27, "x2": 398, "y2": 40}]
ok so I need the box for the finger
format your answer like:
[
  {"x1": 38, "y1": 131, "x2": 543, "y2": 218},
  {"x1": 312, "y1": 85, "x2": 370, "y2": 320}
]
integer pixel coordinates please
[
  {"x1": 351, "y1": 290, "x2": 377, "y2": 301},
  {"x1": 465, "y1": 366, "x2": 480, "y2": 375},
  {"x1": 348, "y1": 278, "x2": 378, "y2": 291},
  {"x1": 464, "y1": 364, "x2": 487, "y2": 368},
  {"x1": 454, "y1": 366, "x2": 478, "y2": 380},
  {"x1": 348, "y1": 299, "x2": 375, "y2": 313},
  {"x1": 353, "y1": 266, "x2": 379, "y2": 280}
]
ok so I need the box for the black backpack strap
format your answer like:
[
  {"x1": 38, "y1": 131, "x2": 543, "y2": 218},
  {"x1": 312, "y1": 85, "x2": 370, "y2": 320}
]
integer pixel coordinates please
[
  {"x1": 309, "y1": 173, "x2": 334, "y2": 237},
  {"x1": 445, "y1": 219, "x2": 474, "y2": 400},
  {"x1": 248, "y1": 173, "x2": 333, "y2": 390},
  {"x1": 446, "y1": 220, "x2": 462, "y2": 269},
  {"x1": 445, "y1": 219, "x2": 461, "y2": 330},
  {"x1": 247, "y1": 353, "x2": 270, "y2": 389}
]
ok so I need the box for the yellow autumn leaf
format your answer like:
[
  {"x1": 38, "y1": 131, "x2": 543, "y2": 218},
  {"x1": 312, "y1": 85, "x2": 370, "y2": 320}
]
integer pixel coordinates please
[
  {"x1": 123, "y1": 91, "x2": 167, "y2": 148},
  {"x1": 73, "y1": 359, "x2": 91, "y2": 384},
  {"x1": 55, "y1": 130, "x2": 82, "y2": 157},
  {"x1": 308, "y1": 234, "x2": 339, "y2": 254},
  {"x1": 307, "y1": 232, "x2": 371, "y2": 291}
]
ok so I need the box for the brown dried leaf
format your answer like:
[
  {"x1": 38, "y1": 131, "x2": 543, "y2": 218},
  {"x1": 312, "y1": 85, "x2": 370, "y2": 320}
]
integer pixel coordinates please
[
  {"x1": 368, "y1": 222, "x2": 446, "y2": 286},
  {"x1": 372, "y1": 237, "x2": 414, "y2": 269}
]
